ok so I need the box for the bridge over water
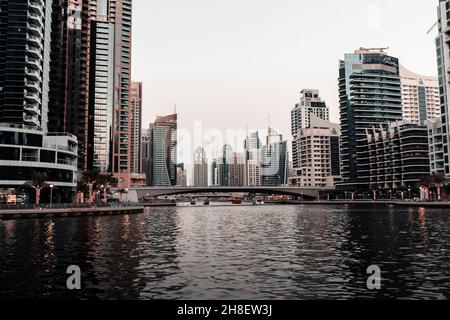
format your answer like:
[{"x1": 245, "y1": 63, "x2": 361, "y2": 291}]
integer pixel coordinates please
[{"x1": 127, "y1": 186, "x2": 334, "y2": 201}]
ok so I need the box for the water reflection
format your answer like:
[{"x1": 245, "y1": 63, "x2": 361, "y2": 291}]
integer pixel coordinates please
[{"x1": 0, "y1": 205, "x2": 449, "y2": 299}]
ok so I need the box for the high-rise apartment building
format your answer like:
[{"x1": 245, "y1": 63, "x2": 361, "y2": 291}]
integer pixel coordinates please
[
  {"x1": 229, "y1": 152, "x2": 247, "y2": 187},
  {"x1": 144, "y1": 114, "x2": 177, "y2": 187},
  {"x1": 244, "y1": 131, "x2": 262, "y2": 186},
  {"x1": 193, "y1": 147, "x2": 208, "y2": 187},
  {"x1": 85, "y1": 0, "x2": 133, "y2": 186},
  {"x1": 48, "y1": 0, "x2": 92, "y2": 171},
  {"x1": 0, "y1": 0, "x2": 53, "y2": 131},
  {"x1": 426, "y1": 117, "x2": 445, "y2": 174},
  {"x1": 218, "y1": 144, "x2": 233, "y2": 187},
  {"x1": 262, "y1": 128, "x2": 288, "y2": 186},
  {"x1": 130, "y1": 81, "x2": 142, "y2": 174},
  {"x1": 289, "y1": 114, "x2": 341, "y2": 188},
  {"x1": 400, "y1": 65, "x2": 440, "y2": 125},
  {"x1": 291, "y1": 89, "x2": 329, "y2": 169},
  {"x1": 211, "y1": 159, "x2": 220, "y2": 186},
  {"x1": 338, "y1": 48, "x2": 403, "y2": 189},
  {"x1": 48, "y1": 0, "x2": 133, "y2": 184},
  {"x1": 0, "y1": 0, "x2": 78, "y2": 202},
  {"x1": 434, "y1": 0, "x2": 450, "y2": 176}
]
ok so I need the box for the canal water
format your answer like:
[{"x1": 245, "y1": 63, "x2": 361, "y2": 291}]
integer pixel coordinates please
[{"x1": 0, "y1": 205, "x2": 450, "y2": 299}]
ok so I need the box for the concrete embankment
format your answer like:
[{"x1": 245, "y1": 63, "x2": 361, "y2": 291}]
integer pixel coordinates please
[{"x1": 0, "y1": 206, "x2": 144, "y2": 220}]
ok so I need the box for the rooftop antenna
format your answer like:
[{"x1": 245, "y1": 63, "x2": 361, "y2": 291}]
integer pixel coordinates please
[{"x1": 174, "y1": 104, "x2": 177, "y2": 114}]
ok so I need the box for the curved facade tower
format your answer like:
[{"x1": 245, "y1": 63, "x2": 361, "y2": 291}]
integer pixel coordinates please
[
  {"x1": 0, "y1": 0, "x2": 53, "y2": 131},
  {"x1": 338, "y1": 48, "x2": 403, "y2": 188}
]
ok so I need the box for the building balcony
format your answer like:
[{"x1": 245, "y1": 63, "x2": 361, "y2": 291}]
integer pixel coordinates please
[
  {"x1": 25, "y1": 56, "x2": 41, "y2": 70},
  {"x1": 26, "y1": 33, "x2": 42, "y2": 48},
  {"x1": 28, "y1": 1, "x2": 44, "y2": 16},
  {"x1": 26, "y1": 22, "x2": 43, "y2": 37},
  {"x1": 25, "y1": 67, "x2": 41, "y2": 81},
  {"x1": 26, "y1": 45, "x2": 41, "y2": 59},
  {"x1": 25, "y1": 80, "x2": 41, "y2": 93},
  {"x1": 23, "y1": 114, "x2": 40, "y2": 127},
  {"x1": 25, "y1": 92, "x2": 41, "y2": 105},
  {"x1": 24, "y1": 104, "x2": 41, "y2": 115},
  {"x1": 27, "y1": 11, "x2": 43, "y2": 28}
]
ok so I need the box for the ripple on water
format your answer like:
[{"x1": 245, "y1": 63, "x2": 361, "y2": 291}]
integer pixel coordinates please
[{"x1": 0, "y1": 205, "x2": 450, "y2": 299}]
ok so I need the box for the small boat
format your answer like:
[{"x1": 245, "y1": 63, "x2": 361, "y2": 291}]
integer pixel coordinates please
[
  {"x1": 203, "y1": 200, "x2": 210, "y2": 205},
  {"x1": 231, "y1": 197, "x2": 242, "y2": 205},
  {"x1": 190, "y1": 201, "x2": 196, "y2": 205}
]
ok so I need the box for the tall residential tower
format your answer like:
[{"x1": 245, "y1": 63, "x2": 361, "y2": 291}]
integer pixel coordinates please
[
  {"x1": 433, "y1": 0, "x2": 450, "y2": 176},
  {"x1": 0, "y1": 0, "x2": 53, "y2": 130},
  {"x1": 338, "y1": 48, "x2": 403, "y2": 189}
]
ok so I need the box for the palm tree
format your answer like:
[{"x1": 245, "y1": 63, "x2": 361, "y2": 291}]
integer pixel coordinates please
[
  {"x1": 25, "y1": 172, "x2": 49, "y2": 205},
  {"x1": 430, "y1": 172, "x2": 448, "y2": 201},
  {"x1": 77, "y1": 171, "x2": 113, "y2": 203}
]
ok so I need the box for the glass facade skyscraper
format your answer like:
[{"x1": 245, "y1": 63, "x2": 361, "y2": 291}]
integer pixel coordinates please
[
  {"x1": 338, "y1": 48, "x2": 403, "y2": 189},
  {"x1": 88, "y1": 17, "x2": 114, "y2": 173},
  {"x1": 145, "y1": 114, "x2": 177, "y2": 187},
  {"x1": 262, "y1": 128, "x2": 288, "y2": 186}
]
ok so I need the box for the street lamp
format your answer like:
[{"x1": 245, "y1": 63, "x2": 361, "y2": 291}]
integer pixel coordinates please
[
  {"x1": 49, "y1": 184, "x2": 54, "y2": 208},
  {"x1": 408, "y1": 188, "x2": 411, "y2": 201}
]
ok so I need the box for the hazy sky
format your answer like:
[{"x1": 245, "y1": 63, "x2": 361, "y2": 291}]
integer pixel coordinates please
[{"x1": 132, "y1": 0, "x2": 439, "y2": 165}]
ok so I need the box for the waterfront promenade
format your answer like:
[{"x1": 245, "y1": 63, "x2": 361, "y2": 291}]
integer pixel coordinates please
[{"x1": 0, "y1": 204, "x2": 144, "y2": 220}]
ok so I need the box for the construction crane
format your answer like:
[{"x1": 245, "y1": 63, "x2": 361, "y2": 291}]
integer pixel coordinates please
[{"x1": 427, "y1": 20, "x2": 438, "y2": 35}]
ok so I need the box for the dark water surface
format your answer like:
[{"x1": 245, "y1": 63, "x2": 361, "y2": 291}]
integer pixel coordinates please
[{"x1": 1, "y1": 205, "x2": 450, "y2": 299}]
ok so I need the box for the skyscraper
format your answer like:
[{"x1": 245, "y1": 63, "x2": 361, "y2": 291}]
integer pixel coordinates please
[
  {"x1": 141, "y1": 128, "x2": 151, "y2": 184},
  {"x1": 47, "y1": 0, "x2": 133, "y2": 184},
  {"x1": 262, "y1": 128, "x2": 288, "y2": 186},
  {"x1": 244, "y1": 131, "x2": 262, "y2": 186},
  {"x1": 193, "y1": 147, "x2": 208, "y2": 187},
  {"x1": 86, "y1": 0, "x2": 133, "y2": 187},
  {"x1": 48, "y1": 0, "x2": 92, "y2": 171},
  {"x1": 289, "y1": 114, "x2": 341, "y2": 188},
  {"x1": 400, "y1": 65, "x2": 440, "y2": 125},
  {"x1": 130, "y1": 81, "x2": 142, "y2": 174},
  {"x1": 229, "y1": 152, "x2": 247, "y2": 187},
  {"x1": 0, "y1": 0, "x2": 78, "y2": 202},
  {"x1": 338, "y1": 48, "x2": 403, "y2": 188},
  {"x1": 88, "y1": 10, "x2": 114, "y2": 174},
  {"x1": 434, "y1": 0, "x2": 450, "y2": 176},
  {"x1": 291, "y1": 89, "x2": 330, "y2": 169},
  {"x1": 0, "y1": 0, "x2": 53, "y2": 131},
  {"x1": 211, "y1": 158, "x2": 220, "y2": 186},
  {"x1": 145, "y1": 114, "x2": 177, "y2": 187},
  {"x1": 218, "y1": 144, "x2": 233, "y2": 187},
  {"x1": 109, "y1": 0, "x2": 133, "y2": 188}
]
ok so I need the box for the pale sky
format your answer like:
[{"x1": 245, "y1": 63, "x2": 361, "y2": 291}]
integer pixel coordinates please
[{"x1": 132, "y1": 0, "x2": 439, "y2": 168}]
